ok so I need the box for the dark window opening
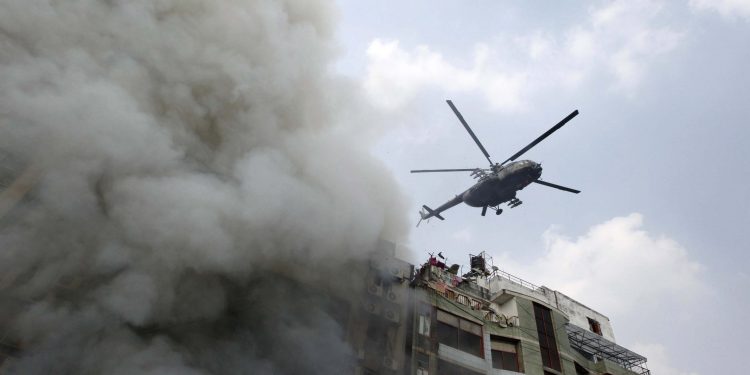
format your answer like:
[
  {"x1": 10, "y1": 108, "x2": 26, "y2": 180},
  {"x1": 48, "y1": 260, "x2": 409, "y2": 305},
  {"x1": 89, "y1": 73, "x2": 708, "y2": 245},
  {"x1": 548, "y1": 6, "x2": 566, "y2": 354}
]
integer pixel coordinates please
[
  {"x1": 416, "y1": 352, "x2": 430, "y2": 375},
  {"x1": 458, "y1": 329, "x2": 482, "y2": 356},
  {"x1": 533, "y1": 303, "x2": 561, "y2": 371},
  {"x1": 491, "y1": 336, "x2": 520, "y2": 372},
  {"x1": 435, "y1": 310, "x2": 483, "y2": 358},
  {"x1": 491, "y1": 350, "x2": 520, "y2": 372},
  {"x1": 575, "y1": 362, "x2": 590, "y2": 374},
  {"x1": 437, "y1": 321, "x2": 458, "y2": 348},
  {"x1": 587, "y1": 317, "x2": 602, "y2": 336}
]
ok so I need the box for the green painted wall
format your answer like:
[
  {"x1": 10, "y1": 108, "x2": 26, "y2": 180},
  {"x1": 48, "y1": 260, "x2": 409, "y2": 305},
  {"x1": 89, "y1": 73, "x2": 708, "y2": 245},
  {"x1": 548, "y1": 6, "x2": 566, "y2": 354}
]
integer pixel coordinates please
[{"x1": 414, "y1": 286, "x2": 640, "y2": 375}]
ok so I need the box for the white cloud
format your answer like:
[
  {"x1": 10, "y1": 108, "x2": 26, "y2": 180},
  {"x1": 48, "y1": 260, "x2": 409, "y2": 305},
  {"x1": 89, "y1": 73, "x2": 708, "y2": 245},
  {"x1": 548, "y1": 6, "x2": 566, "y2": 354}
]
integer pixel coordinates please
[
  {"x1": 631, "y1": 343, "x2": 701, "y2": 375},
  {"x1": 363, "y1": 39, "x2": 526, "y2": 112},
  {"x1": 501, "y1": 213, "x2": 707, "y2": 316},
  {"x1": 690, "y1": 0, "x2": 750, "y2": 21},
  {"x1": 451, "y1": 228, "x2": 474, "y2": 243},
  {"x1": 363, "y1": 0, "x2": 683, "y2": 112}
]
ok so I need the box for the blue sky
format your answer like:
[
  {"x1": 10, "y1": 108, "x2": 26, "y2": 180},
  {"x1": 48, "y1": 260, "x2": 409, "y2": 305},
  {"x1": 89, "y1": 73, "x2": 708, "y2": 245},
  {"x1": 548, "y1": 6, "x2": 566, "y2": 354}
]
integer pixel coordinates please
[{"x1": 334, "y1": 1, "x2": 750, "y2": 374}]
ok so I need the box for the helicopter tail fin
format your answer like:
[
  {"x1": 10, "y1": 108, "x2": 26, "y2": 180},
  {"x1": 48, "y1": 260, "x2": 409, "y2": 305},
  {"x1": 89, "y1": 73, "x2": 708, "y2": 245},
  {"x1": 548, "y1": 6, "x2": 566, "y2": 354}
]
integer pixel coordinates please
[
  {"x1": 422, "y1": 205, "x2": 445, "y2": 220},
  {"x1": 417, "y1": 205, "x2": 445, "y2": 227}
]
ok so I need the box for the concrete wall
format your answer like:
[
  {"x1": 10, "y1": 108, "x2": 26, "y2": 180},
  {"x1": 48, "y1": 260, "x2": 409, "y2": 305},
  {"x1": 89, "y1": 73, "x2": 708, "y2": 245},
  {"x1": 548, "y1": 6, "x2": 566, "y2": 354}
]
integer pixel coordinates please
[
  {"x1": 551, "y1": 290, "x2": 616, "y2": 342},
  {"x1": 490, "y1": 297, "x2": 519, "y2": 321},
  {"x1": 486, "y1": 273, "x2": 616, "y2": 343}
]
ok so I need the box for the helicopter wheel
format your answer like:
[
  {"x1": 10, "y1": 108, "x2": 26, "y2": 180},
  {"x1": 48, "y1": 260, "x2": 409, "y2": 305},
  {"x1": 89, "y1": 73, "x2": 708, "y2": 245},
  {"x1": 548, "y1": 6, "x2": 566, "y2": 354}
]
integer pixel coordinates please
[{"x1": 496, "y1": 209, "x2": 503, "y2": 215}]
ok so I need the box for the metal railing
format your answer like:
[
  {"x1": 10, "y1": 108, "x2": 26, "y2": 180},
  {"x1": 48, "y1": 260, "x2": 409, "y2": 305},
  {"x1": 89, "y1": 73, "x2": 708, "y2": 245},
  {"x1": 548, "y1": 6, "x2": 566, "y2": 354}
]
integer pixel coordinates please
[{"x1": 489, "y1": 268, "x2": 541, "y2": 291}]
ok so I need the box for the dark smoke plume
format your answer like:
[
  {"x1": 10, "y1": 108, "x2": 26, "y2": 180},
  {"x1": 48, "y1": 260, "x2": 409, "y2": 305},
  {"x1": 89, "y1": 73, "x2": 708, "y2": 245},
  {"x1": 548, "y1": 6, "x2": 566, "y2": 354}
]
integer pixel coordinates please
[{"x1": 0, "y1": 1, "x2": 408, "y2": 373}]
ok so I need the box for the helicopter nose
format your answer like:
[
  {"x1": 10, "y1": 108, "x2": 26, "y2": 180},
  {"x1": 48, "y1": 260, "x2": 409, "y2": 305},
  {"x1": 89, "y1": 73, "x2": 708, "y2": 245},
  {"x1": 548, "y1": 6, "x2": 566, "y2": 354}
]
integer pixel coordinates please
[{"x1": 533, "y1": 163, "x2": 543, "y2": 175}]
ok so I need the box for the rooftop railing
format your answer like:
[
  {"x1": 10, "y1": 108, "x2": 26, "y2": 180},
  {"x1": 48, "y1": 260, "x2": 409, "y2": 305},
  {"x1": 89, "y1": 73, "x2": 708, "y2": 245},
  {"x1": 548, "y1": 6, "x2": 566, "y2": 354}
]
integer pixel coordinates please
[{"x1": 488, "y1": 268, "x2": 541, "y2": 292}]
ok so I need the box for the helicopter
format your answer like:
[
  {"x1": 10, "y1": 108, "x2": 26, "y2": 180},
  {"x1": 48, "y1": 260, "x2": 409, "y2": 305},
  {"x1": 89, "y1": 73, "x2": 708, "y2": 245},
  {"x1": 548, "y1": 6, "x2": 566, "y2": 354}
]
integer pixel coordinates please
[{"x1": 413, "y1": 100, "x2": 581, "y2": 226}]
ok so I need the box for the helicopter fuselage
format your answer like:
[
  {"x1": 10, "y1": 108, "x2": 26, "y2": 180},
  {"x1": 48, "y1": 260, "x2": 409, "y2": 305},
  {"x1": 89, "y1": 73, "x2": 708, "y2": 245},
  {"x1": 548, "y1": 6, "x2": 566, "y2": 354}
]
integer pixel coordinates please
[{"x1": 461, "y1": 160, "x2": 542, "y2": 207}]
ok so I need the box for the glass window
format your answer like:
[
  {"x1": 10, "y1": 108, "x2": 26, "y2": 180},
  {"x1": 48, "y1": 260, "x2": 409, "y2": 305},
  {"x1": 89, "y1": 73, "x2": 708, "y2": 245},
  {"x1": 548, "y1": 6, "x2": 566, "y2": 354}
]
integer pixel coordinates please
[
  {"x1": 435, "y1": 310, "x2": 484, "y2": 358},
  {"x1": 437, "y1": 321, "x2": 459, "y2": 348},
  {"x1": 491, "y1": 336, "x2": 520, "y2": 372},
  {"x1": 458, "y1": 329, "x2": 482, "y2": 357},
  {"x1": 534, "y1": 303, "x2": 561, "y2": 371},
  {"x1": 419, "y1": 315, "x2": 431, "y2": 336},
  {"x1": 417, "y1": 352, "x2": 430, "y2": 375}
]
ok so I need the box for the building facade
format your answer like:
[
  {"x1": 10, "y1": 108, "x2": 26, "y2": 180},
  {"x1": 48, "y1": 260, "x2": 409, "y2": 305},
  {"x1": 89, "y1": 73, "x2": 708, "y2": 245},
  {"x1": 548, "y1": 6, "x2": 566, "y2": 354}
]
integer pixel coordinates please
[{"x1": 359, "y1": 248, "x2": 651, "y2": 375}]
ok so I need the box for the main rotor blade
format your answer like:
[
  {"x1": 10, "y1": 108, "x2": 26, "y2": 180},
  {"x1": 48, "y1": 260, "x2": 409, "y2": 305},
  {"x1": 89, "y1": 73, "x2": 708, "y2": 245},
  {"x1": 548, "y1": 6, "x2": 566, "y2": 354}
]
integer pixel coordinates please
[
  {"x1": 501, "y1": 110, "x2": 579, "y2": 165},
  {"x1": 446, "y1": 100, "x2": 494, "y2": 166},
  {"x1": 533, "y1": 179, "x2": 581, "y2": 194},
  {"x1": 411, "y1": 168, "x2": 479, "y2": 173}
]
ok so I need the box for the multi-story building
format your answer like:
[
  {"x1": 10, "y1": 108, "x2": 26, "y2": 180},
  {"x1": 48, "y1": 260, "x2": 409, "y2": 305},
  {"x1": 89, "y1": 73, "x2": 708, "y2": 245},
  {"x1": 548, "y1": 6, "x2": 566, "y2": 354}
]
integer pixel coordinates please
[
  {"x1": 381, "y1": 249, "x2": 650, "y2": 375},
  {"x1": 350, "y1": 243, "x2": 649, "y2": 375}
]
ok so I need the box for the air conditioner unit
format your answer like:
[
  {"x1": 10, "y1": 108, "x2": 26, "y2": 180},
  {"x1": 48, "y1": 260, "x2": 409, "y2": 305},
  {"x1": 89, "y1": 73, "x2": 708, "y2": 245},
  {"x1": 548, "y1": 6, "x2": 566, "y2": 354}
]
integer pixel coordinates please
[
  {"x1": 363, "y1": 299, "x2": 381, "y2": 315},
  {"x1": 389, "y1": 265, "x2": 405, "y2": 279},
  {"x1": 367, "y1": 283, "x2": 383, "y2": 297},
  {"x1": 382, "y1": 357, "x2": 399, "y2": 370},
  {"x1": 507, "y1": 316, "x2": 519, "y2": 327},
  {"x1": 385, "y1": 286, "x2": 405, "y2": 304},
  {"x1": 384, "y1": 308, "x2": 400, "y2": 324}
]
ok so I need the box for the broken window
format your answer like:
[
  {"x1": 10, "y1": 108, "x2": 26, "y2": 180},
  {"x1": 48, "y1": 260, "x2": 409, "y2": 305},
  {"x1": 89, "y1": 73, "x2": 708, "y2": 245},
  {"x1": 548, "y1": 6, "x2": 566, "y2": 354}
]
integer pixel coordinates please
[{"x1": 587, "y1": 317, "x2": 602, "y2": 336}]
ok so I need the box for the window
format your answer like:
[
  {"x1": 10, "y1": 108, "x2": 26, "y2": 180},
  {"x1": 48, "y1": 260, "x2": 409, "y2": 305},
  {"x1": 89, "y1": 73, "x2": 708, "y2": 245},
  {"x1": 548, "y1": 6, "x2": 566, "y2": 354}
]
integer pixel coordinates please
[
  {"x1": 438, "y1": 359, "x2": 484, "y2": 375},
  {"x1": 416, "y1": 303, "x2": 432, "y2": 349},
  {"x1": 587, "y1": 317, "x2": 602, "y2": 336},
  {"x1": 575, "y1": 362, "x2": 590, "y2": 374},
  {"x1": 491, "y1": 336, "x2": 520, "y2": 372},
  {"x1": 418, "y1": 304, "x2": 431, "y2": 337},
  {"x1": 533, "y1": 303, "x2": 561, "y2": 371},
  {"x1": 416, "y1": 352, "x2": 430, "y2": 375},
  {"x1": 436, "y1": 310, "x2": 483, "y2": 357}
]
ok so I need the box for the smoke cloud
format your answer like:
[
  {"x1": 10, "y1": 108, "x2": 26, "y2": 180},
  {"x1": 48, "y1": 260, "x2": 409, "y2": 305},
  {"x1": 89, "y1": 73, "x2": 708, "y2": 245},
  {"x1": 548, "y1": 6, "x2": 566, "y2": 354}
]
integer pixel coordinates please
[{"x1": 0, "y1": 0, "x2": 408, "y2": 373}]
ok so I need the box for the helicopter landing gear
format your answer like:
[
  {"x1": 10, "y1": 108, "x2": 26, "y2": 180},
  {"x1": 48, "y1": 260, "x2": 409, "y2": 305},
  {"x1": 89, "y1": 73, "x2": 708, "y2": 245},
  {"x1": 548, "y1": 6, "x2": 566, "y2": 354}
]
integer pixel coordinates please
[
  {"x1": 482, "y1": 206, "x2": 503, "y2": 216},
  {"x1": 486, "y1": 206, "x2": 502, "y2": 216}
]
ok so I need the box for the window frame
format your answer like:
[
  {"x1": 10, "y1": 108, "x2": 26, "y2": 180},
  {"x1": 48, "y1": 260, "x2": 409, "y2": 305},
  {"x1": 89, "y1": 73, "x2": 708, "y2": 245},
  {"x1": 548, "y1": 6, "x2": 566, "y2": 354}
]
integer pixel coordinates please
[
  {"x1": 490, "y1": 335, "x2": 521, "y2": 372},
  {"x1": 435, "y1": 309, "x2": 484, "y2": 358},
  {"x1": 587, "y1": 317, "x2": 602, "y2": 336},
  {"x1": 533, "y1": 303, "x2": 561, "y2": 371}
]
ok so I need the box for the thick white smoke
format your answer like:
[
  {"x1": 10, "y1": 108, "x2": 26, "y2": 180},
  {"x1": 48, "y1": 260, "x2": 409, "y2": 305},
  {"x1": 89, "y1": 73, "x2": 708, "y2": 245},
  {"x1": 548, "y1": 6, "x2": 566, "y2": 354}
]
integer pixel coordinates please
[{"x1": 0, "y1": 0, "x2": 408, "y2": 373}]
